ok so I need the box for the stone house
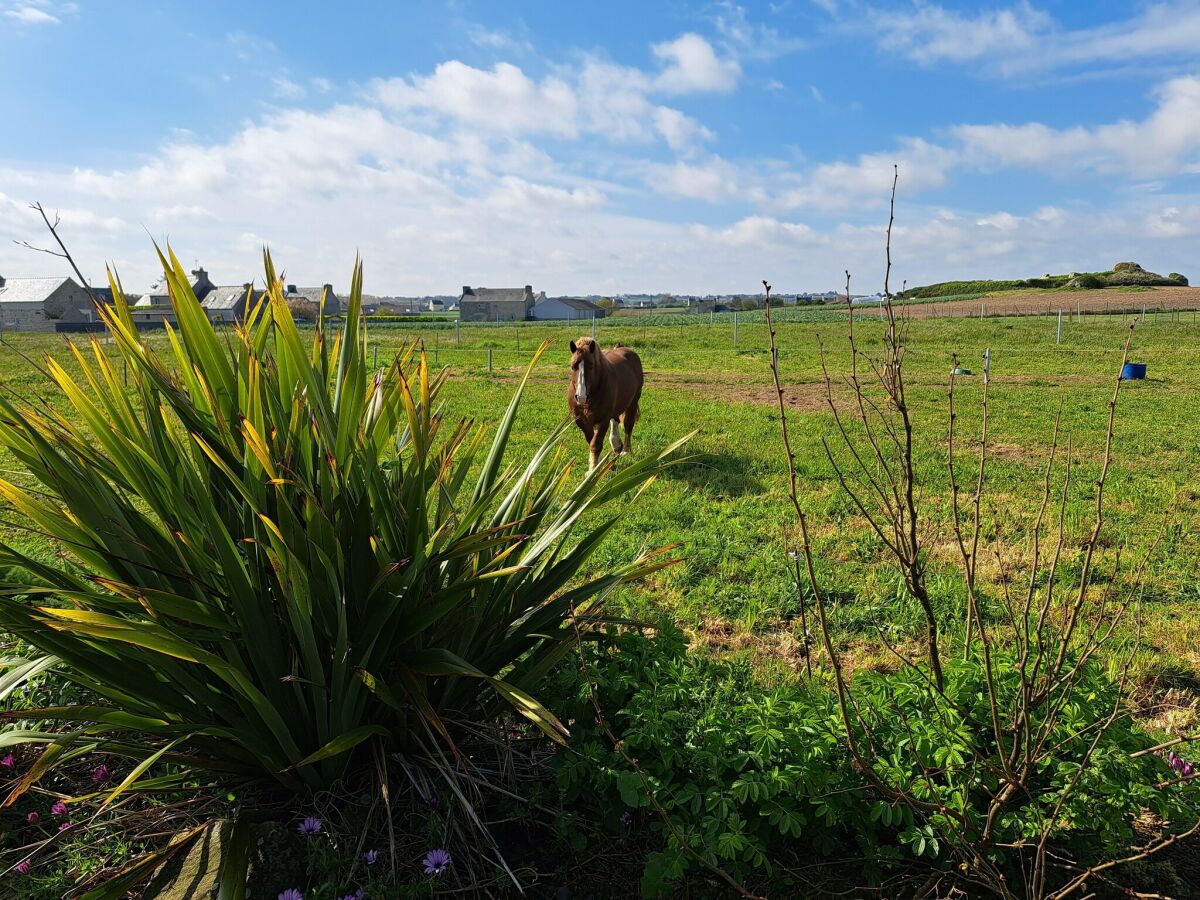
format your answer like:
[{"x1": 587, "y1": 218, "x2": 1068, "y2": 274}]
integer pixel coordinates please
[
  {"x1": 201, "y1": 283, "x2": 267, "y2": 323},
  {"x1": 0, "y1": 274, "x2": 94, "y2": 331},
  {"x1": 459, "y1": 285, "x2": 537, "y2": 322}
]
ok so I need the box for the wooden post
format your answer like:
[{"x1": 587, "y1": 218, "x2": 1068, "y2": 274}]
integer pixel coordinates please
[
  {"x1": 456, "y1": 318, "x2": 460, "y2": 344},
  {"x1": 488, "y1": 348, "x2": 492, "y2": 373},
  {"x1": 1057, "y1": 309, "x2": 1062, "y2": 344},
  {"x1": 733, "y1": 311, "x2": 738, "y2": 346}
]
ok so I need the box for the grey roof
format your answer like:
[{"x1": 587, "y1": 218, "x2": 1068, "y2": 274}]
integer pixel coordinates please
[
  {"x1": 284, "y1": 286, "x2": 338, "y2": 305},
  {"x1": 202, "y1": 285, "x2": 258, "y2": 311},
  {"x1": 461, "y1": 286, "x2": 530, "y2": 303},
  {"x1": 546, "y1": 296, "x2": 602, "y2": 313},
  {"x1": 0, "y1": 276, "x2": 73, "y2": 304}
]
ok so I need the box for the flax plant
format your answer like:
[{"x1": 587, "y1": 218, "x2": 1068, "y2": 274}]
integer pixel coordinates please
[{"x1": 0, "y1": 248, "x2": 683, "y2": 889}]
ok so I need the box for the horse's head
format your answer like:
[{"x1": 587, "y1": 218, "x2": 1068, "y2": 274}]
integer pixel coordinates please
[{"x1": 569, "y1": 338, "x2": 601, "y2": 403}]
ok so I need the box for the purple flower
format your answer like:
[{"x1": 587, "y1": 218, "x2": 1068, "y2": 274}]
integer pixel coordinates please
[
  {"x1": 278, "y1": 891, "x2": 303, "y2": 900},
  {"x1": 57, "y1": 821, "x2": 70, "y2": 833},
  {"x1": 362, "y1": 849, "x2": 379, "y2": 865},
  {"x1": 51, "y1": 800, "x2": 67, "y2": 817},
  {"x1": 1185, "y1": 762, "x2": 1196, "y2": 778},
  {"x1": 1, "y1": 754, "x2": 15, "y2": 769},
  {"x1": 339, "y1": 891, "x2": 365, "y2": 900},
  {"x1": 297, "y1": 816, "x2": 322, "y2": 835},
  {"x1": 620, "y1": 810, "x2": 633, "y2": 826},
  {"x1": 91, "y1": 763, "x2": 109, "y2": 784},
  {"x1": 422, "y1": 847, "x2": 451, "y2": 876},
  {"x1": 26, "y1": 811, "x2": 38, "y2": 825},
  {"x1": 14, "y1": 860, "x2": 31, "y2": 875}
]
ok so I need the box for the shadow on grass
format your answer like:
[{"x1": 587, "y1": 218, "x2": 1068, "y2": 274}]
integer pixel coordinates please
[{"x1": 660, "y1": 451, "x2": 765, "y2": 498}]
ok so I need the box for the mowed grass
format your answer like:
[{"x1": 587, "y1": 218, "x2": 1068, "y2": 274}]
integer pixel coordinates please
[{"x1": 2, "y1": 308, "x2": 1198, "y2": 686}]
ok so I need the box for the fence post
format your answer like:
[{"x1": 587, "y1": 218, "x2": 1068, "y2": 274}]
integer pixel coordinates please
[
  {"x1": 1057, "y1": 309, "x2": 1062, "y2": 344},
  {"x1": 709, "y1": 310, "x2": 713, "y2": 325},
  {"x1": 488, "y1": 348, "x2": 493, "y2": 373},
  {"x1": 1141, "y1": 304, "x2": 1146, "y2": 321},
  {"x1": 592, "y1": 313, "x2": 596, "y2": 339},
  {"x1": 373, "y1": 345, "x2": 378, "y2": 368},
  {"x1": 456, "y1": 318, "x2": 460, "y2": 343},
  {"x1": 733, "y1": 311, "x2": 738, "y2": 346}
]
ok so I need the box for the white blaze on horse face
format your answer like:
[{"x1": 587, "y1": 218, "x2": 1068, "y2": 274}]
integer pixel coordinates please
[{"x1": 575, "y1": 361, "x2": 587, "y2": 402}]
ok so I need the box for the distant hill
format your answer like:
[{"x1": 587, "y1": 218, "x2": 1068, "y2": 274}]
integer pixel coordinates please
[{"x1": 897, "y1": 262, "x2": 1188, "y2": 301}]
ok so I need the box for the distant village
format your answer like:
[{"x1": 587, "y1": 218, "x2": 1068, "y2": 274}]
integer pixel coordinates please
[{"x1": 0, "y1": 265, "x2": 866, "y2": 332}]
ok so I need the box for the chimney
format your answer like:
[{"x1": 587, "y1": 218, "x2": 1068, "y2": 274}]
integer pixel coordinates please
[
  {"x1": 462, "y1": 285, "x2": 471, "y2": 295},
  {"x1": 286, "y1": 284, "x2": 297, "y2": 294},
  {"x1": 525, "y1": 284, "x2": 532, "y2": 293},
  {"x1": 0, "y1": 275, "x2": 5, "y2": 288}
]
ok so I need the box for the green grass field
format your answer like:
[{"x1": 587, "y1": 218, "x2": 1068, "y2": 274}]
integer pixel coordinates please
[{"x1": 3, "y1": 308, "x2": 1196, "y2": 688}]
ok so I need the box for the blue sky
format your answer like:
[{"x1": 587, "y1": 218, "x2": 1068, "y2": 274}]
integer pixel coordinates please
[{"x1": 3, "y1": 0, "x2": 1200, "y2": 294}]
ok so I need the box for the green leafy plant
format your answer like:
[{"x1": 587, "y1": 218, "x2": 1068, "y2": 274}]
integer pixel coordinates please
[{"x1": 0, "y1": 247, "x2": 685, "y2": 890}]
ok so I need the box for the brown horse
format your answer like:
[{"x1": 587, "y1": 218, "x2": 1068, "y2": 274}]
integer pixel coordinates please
[{"x1": 567, "y1": 338, "x2": 643, "y2": 472}]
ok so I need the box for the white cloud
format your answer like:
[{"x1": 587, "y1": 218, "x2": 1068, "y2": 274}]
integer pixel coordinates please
[
  {"x1": 272, "y1": 76, "x2": 306, "y2": 100},
  {"x1": 871, "y1": 1, "x2": 1049, "y2": 66},
  {"x1": 466, "y1": 23, "x2": 534, "y2": 54},
  {"x1": 652, "y1": 33, "x2": 741, "y2": 93},
  {"x1": 775, "y1": 139, "x2": 960, "y2": 211},
  {"x1": 4, "y1": 5, "x2": 59, "y2": 24},
  {"x1": 711, "y1": 2, "x2": 807, "y2": 61},
  {"x1": 866, "y1": 1, "x2": 1200, "y2": 78},
  {"x1": 650, "y1": 159, "x2": 744, "y2": 201},
  {"x1": 653, "y1": 107, "x2": 715, "y2": 151},
  {"x1": 373, "y1": 61, "x2": 579, "y2": 137},
  {"x1": 956, "y1": 75, "x2": 1200, "y2": 177}
]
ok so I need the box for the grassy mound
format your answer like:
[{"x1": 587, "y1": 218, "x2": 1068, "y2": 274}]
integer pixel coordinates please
[{"x1": 898, "y1": 262, "x2": 1187, "y2": 300}]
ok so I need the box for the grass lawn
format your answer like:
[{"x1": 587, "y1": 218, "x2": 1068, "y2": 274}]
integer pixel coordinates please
[{"x1": 4, "y1": 308, "x2": 1194, "y2": 686}]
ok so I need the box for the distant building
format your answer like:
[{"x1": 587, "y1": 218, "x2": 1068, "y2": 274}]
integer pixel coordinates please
[
  {"x1": 529, "y1": 296, "x2": 606, "y2": 321},
  {"x1": 283, "y1": 284, "x2": 340, "y2": 314},
  {"x1": 202, "y1": 283, "x2": 266, "y2": 323},
  {"x1": 0, "y1": 274, "x2": 94, "y2": 331},
  {"x1": 459, "y1": 285, "x2": 537, "y2": 322},
  {"x1": 135, "y1": 267, "x2": 215, "y2": 308}
]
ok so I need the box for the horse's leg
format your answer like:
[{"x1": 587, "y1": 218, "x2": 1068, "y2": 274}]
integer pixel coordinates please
[
  {"x1": 588, "y1": 425, "x2": 606, "y2": 472},
  {"x1": 577, "y1": 421, "x2": 596, "y2": 470},
  {"x1": 609, "y1": 418, "x2": 623, "y2": 454},
  {"x1": 621, "y1": 398, "x2": 639, "y2": 456}
]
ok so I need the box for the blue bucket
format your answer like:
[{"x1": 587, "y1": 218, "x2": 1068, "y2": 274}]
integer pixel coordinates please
[{"x1": 1121, "y1": 362, "x2": 1147, "y2": 380}]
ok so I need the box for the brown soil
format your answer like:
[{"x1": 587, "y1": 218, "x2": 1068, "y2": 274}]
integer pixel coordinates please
[
  {"x1": 673, "y1": 380, "x2": 833, "y2": 413},
  {"x1": 861, "y1": 285, "x2": 1200, "y2": 320}
]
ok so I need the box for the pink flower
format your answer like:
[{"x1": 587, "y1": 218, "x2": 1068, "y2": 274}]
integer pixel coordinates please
[
  {"x1": 1, "y1": 754, "x2": 14, "y2": 769},
  {"x1": 57, "y1": 821, "x2": 70, "y2": 833},
  {"x1": 26, "y1": 811, "x2": 38, "y2": 825},
  {"x1": 14, "y1": 860, "x2": 31, "y2": 874},
  {"x1": 51, "y1": 800, "x2": 67, "y2": 817},
  {"x1": 91, "y1": 763, "x2": 109, "y2": 784}
]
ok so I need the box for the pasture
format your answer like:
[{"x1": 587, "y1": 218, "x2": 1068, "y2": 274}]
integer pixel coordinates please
[{"x1": 4, "y1": 306, "x2": 1197, "y2": 686}]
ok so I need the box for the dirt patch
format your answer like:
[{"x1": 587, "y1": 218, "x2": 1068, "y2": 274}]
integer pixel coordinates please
[{"x1": 667, "y1": 379, "x2": 835, "y2": 413}]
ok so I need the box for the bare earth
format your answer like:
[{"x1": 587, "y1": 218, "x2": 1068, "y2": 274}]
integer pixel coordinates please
[{"x1": 872, "y1": 286, "x2": 1200, "y2": 319}]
